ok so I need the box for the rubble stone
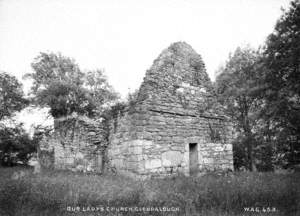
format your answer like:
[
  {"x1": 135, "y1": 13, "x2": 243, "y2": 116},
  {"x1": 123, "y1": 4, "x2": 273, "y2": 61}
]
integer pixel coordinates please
[
  {"x1": 39, "y1": 42, "x2": 234, "y2": 177},
  {"x1": 107, "y1": 42, "x2": 234, "y2": 177}
]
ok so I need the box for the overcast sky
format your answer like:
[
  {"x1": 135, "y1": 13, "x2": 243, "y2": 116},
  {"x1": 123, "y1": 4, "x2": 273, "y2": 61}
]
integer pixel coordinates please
[{"x1": 0, "y1": 0, "x2": 292, "y2": 130}]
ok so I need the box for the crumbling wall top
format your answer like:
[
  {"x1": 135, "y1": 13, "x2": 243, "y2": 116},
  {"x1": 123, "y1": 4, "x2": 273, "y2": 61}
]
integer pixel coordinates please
[{"x1": 136, "y1": 42, "x2": 223, "y2": 117}]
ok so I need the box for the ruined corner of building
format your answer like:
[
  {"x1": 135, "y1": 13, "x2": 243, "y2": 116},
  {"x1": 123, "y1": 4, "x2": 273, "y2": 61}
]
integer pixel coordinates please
[{"x1": 39, "y1": 41, "x2": 234, "y2": 178}]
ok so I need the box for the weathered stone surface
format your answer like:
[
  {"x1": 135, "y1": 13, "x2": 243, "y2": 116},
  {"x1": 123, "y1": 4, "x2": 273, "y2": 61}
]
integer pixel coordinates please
[
  {"x1": 40, "y1": 42, "x2": 234, "y2": 177},
  {"x1": 107, "y1": 42, "x2": 234, "y2": 177},
  {"x1": 39, "y1": 115, "x2": 105, "y2": 173},
  {"x1": 145, "y1": 159, "x2": 162, "y2": 169},
  {"x1": 33, "y1": 161, "x2": 41, "y2": 174},
  {"x1": 161, "y1": 151, "x2": 182, "y2": 167}
]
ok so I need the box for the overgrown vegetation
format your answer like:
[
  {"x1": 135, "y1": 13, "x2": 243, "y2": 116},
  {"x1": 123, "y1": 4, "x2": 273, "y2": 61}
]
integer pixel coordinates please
[
  {"x1": 0, "y1": 124, "x2": 37, "y2": 166},
  {"x1": 216, "y1": 0, "x2": 300, "y2": 171},
  {"x1": 25, "y1": 52, "x2": 119, "y2": 118},
  {"x1": 0, "y1": 52, "x2": 120, "y2": 166},
  {"x1": 0, "y1": 71, "x2": 28, "y2": 121},
  {"x1": 0, "y1": 71, "x2": 35, "y2": 166},
  {"x1": 0, "y1": 167, "x2": 299, "y2": 216}
]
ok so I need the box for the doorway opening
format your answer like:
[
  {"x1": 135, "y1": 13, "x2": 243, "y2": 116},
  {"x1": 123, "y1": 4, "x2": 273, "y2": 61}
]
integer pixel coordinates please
[{"x1": 189, "y1": 143, "x2": 198, "y2": 175}]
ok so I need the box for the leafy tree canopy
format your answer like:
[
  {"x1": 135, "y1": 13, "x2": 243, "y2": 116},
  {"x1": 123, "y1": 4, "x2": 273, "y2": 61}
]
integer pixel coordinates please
[
  {"x1": 216, "y1": 46, "x2": 263, "y2": 171},
  {"x1": 0, "y1": 124, "x2": 36, "y2": 166},
  {"x1": 25, "y1": 52, "x2": 119, "y2": 118},
  {"x1": 261, "y1": 0, "x2": 300, "y2": 167},
  {"x1": 216, "y1": 46, "x2": 262, "y2": 132},
  {"x1": 0, "y1": 72, "x2": 28, "y2": 121},
  {"x1": 262, "y1": 0, "x2": 300, "y2": 128}
]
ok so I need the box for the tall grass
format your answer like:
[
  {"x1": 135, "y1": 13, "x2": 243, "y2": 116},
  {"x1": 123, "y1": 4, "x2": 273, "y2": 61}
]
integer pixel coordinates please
[{"x1": 0, "y1": 167, "x2": 299, "y2": 216}]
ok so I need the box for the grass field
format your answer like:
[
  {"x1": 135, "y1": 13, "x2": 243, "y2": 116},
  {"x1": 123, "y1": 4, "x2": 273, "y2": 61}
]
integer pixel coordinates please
[{"x1": 0, "y1": 166, "x2": 299, "y2": 216}]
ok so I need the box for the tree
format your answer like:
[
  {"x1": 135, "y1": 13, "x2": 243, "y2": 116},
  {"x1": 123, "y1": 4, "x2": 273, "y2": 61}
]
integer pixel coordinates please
[
  {"x1": 25, "y1": 52, "x2": 118, "y2": 118},
  {"x1": 261, "y1": 0, "x2": 300, "y2": 167},
  {"x1": 216, "y1": 47, "x2": 262, "y2": 171},
  {"x1": 35, "y1": 79, "x2": 96, "y2": 117},
  {"x1": 28, "y1": 52, "x2": 84, "y2": 93},
  {"x1": 0, "y1": 124, "x2": 36, "y2": 166},
  {"x1": 25, "y1": 52, "x2": 88, "y2": 117},
  {"x1": 84, "y1": 69, "x2": 119, "y2": 115},
  {"x1": 0, "y1": 72, "x2": 28, "y2": 121}
]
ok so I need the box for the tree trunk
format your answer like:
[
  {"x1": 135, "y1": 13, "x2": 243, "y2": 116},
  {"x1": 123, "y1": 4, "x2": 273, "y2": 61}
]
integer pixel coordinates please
[{"x1": 246, "y1": 132, "x2": 256, "y2": 171}]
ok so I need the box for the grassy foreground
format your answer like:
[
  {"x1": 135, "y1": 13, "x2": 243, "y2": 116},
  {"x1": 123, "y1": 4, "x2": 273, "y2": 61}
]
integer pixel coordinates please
[{"x1": 0, "y1": 167, "x2": 299, "y2": 216}]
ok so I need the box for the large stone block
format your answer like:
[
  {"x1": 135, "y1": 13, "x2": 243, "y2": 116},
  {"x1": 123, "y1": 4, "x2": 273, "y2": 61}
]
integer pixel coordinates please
[
  {"x1": 75, "y1": 152, "x2": 84, "y2": 159},
  {"x1": 65, "y1": 157, "x2": 74, "y2": 165},
  {"x1": 129, "y1": 145, "x2": 143, "y2": 155},
  {"x1": 161, "y1": 151, "x2": 182, "y2": 167},
  {"x1": 145, "y1": 159, "x2": 162, "y2": 169},
  {"x1": 224, "y1": 144, "x2": 232, "y2": 151},
  {"x1": 213, "y1": 145, "x2": 225, "y2": 151},
  {"x1": 203, "y1": 157, "x2": 214, "y2": 164},
  {"x1": 112, "y1": 159, "x2": 124, "y2": 168}
]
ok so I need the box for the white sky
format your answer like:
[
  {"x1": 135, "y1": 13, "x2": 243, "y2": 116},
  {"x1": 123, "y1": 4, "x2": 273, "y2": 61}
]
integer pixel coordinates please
[{"x1": 0, "y1": 0, "x2": 292, "y2": 131}]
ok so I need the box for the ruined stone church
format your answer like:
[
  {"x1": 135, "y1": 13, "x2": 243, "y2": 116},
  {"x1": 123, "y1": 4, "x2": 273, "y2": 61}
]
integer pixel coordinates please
[{"x1": 39, "y1": 42, "x2": 234, "y2": 177}]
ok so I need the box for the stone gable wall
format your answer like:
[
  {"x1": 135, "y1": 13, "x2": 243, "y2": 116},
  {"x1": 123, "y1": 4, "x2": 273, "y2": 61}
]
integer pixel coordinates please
[{"x1": 107, "y1": 42, "x2": 234, "y2": 177}]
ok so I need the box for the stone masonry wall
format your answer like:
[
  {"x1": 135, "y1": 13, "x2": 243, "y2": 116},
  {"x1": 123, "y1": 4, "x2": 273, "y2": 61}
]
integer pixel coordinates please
[
  {"x1": 108, "y1": 108, "x2": 233, "y2": 177},
  {"x1": 39, "y1": 115, "x2": 105, "y2": 173},
  {"x1": 107, "y1": 41, "x2": 234, "y2": 177},
  {"x1": 40, "y1": 41, "x2": 234, "y2": 177}
]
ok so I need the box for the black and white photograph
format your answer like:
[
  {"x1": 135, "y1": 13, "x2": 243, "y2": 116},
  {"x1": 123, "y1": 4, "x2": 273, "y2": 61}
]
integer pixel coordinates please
[{"x1": 0, "y1": 0, "x2": 299, "y2": 215}]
